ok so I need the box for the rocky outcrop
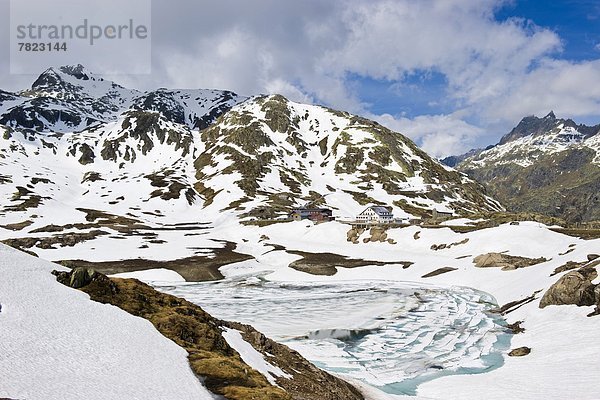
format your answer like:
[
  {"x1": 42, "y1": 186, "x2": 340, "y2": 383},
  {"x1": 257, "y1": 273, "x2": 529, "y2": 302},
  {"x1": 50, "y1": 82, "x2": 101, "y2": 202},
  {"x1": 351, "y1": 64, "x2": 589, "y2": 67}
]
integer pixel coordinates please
[
  {"x1": 52, "y1": 268, "x2": 364, "y2": 400},
  {"x1": 473, "y1": 253, "x2": 548, "y2": 271},
  {"x1": 225, "y1": 321, "x2": 364, "y2": 400},
  {"x1": 449, "y1": 112, "x2": 600, "y2": 223},
  {"x1": 287, "y1": 250, "x2": 411, "y2": 275},
  {"x1": 421, "y1": 267, "x2": 458, "y2": 278},
  {"x1": 368, "y1": 226, "x2": 387, "y2": 243},
  {"x1": 346, "y1": 227, "x2": 363, "y2": 244},
  {"x1": 2, "y1": 230, "x2": 109, "y2": 252},
  {"x1": 430, "y1": 238, "x2": 469, "y2": 251},
  {"x1": 551, "y1": 260, "x2": 587, "y2": 276},
  {"x1": 508, "y1": 347, "x2": 531, "y2": 357},
  {"x1": 540, "y1": 266, "x2": 598, "y2": 309},
  {"x1": 490, "y1": 291, "x2": 541, "y2": 315},
  {"x1": 54, "y1": 267, "x2": 100, "y2": 289},
  {"x1": 345, "y1": 226, "x2": 398, "y2": 245}
]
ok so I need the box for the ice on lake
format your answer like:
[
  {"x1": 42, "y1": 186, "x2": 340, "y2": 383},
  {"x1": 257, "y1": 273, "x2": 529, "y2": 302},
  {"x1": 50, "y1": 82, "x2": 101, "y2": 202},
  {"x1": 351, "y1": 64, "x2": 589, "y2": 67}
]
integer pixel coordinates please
[{"x1": 155, "y1": 276, "x2": 511, "y2": 396}]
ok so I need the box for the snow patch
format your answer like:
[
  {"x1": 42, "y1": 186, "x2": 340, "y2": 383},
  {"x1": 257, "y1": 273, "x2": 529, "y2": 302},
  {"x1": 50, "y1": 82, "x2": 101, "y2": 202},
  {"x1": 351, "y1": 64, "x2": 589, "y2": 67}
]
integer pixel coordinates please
[
  {"x1": 222, "y1": 328, "x2": 291, "y2": 386},
  {"x1": 0, "y1": 243, "x2": 214, "y2": 400}
]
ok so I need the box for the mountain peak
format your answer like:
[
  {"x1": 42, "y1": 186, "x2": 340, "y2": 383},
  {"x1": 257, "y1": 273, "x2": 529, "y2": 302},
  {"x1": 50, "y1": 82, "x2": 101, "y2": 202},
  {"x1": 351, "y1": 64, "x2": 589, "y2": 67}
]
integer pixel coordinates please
[
  {"x1": 31, "y1": 64, "x2": 103, "y2": 91},
  {"x1": 57, "y1": 64, "x2": 93, "y2": 81},
  {"x1": 498, "y1": 112, "x2": 563, "y2": 145}
]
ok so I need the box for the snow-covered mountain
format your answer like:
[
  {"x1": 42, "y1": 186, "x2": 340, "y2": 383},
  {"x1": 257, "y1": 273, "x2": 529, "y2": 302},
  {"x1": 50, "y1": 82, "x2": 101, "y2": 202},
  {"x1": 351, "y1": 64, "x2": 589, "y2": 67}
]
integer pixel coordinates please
[
  {"x1": 444, "y1": 112, "x2": 600, "y2": 222},
  {"x1": 0, "y1": 65, "x2": 500, "y2": 239},
  {"x1": 2, "y1": 66, "x2": 600, "y2": 400}
]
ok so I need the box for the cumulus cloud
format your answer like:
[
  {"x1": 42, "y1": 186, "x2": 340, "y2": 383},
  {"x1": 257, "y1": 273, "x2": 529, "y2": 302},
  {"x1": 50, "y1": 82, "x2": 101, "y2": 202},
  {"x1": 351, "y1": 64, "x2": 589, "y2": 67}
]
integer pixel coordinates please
[
  {"x1": 373, "y1": 113, "x2": 483, "y2": 158},
  {"x1": 1, "y1": 0, "x2": 600, "y2": 156}
]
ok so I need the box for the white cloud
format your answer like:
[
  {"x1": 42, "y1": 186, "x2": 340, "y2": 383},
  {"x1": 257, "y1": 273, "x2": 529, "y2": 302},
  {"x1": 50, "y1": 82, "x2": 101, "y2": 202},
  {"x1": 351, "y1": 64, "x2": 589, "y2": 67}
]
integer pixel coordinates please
[
  {"x1": 373, "y1": 113, "x2": 483, "y2": 158},
  {"x1": 484, "y1": 59, "x2": 600, "y2": 121},
  {"x1": 2, "y1": 0, "x2": 600, "y2": 156}
]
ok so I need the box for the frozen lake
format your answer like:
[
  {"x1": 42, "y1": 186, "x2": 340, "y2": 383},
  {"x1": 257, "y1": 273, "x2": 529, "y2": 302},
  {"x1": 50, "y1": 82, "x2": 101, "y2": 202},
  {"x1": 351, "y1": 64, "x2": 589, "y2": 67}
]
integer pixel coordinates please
[{"x1": 155, "y1": 276, "x2": 511, "y2": 396}]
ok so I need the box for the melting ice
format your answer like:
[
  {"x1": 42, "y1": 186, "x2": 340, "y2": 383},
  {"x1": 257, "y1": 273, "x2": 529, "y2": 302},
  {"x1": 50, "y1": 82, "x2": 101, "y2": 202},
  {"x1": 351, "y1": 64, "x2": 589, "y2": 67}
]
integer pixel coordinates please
[{"x1": 156, "y1": 276, "x2": 511, "y2": 396}]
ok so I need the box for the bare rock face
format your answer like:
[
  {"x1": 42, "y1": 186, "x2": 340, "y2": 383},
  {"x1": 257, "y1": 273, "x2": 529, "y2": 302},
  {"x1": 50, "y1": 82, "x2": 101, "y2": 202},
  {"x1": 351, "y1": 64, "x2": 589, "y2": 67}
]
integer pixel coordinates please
[
  {"x1": 588, "y1": 254, "x2": 600, "y2": 262},
  {"x1": 474, "y1": 252, "x2": 548, "y2": 271},
  {"x1": 53, "y1": 267, "x2": 102, "y2": 289},
  {"x1": 539, "y1": 267, "x2": 598, "y2": 308}
]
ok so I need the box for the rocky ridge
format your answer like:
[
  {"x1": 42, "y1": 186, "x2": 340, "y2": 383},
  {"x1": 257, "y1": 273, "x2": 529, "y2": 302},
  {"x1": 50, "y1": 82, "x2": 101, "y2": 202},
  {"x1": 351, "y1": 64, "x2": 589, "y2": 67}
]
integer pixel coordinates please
[
  {"x1": 0, "y1": 65, "x2": 502, "y2": 253},
  {"x1": 444, "y1": 112, "x2": 600, "y2": 223},
  {"x1": 53, "y1": 267, "x2": 364, "y2": 400}
]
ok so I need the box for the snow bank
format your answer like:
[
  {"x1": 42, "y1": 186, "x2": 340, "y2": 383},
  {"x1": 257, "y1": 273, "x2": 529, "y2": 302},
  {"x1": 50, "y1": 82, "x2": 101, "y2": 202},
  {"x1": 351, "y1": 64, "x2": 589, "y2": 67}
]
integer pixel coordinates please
[
  {"x1": 0, "y1": 244, "x2": 215, "y2": 400},
  {"x1": 111, "y1": 268, "x2": 186, "y2": 283}
]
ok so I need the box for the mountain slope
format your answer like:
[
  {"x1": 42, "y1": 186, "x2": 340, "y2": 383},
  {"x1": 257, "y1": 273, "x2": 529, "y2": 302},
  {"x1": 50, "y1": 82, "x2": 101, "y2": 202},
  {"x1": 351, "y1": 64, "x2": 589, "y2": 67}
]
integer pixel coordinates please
[
  {"x1": 195, "y1": 94, "x2": 501, "y2": 219},
  {"x1": 446, "y1": 112, "x2": 600, "y2": 223},
  {"x1": 0, "y1": 66, "x2": 501, "y2": 244},
  {"x1": 0, "y1": 243, "x2": 214, "y2": 400}
]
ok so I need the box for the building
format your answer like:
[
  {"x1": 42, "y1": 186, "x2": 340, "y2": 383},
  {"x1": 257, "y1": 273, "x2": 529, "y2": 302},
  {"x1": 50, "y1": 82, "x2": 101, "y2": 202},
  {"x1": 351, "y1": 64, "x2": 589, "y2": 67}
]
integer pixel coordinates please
[
  {"x1": 356, "y1": 205, "x2": 394, "y2": 224},
  {"x1": 289, "y1": 207, "x2": 334, "y2": 222}
]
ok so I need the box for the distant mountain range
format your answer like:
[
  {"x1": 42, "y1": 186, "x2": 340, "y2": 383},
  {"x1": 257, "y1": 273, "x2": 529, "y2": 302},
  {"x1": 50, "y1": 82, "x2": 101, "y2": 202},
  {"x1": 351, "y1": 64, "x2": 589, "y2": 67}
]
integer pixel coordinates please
[
  {"x1": 443, "y1": 112, "x2": 600, "y2": 223},
  {"x1": 0, "y1": 65, "x2": 501, "y2": 233}
]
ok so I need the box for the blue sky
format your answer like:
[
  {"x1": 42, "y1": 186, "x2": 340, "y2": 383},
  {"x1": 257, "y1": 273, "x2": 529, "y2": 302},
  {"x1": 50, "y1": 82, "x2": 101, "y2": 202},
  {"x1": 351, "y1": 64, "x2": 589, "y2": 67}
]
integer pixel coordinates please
[
  {"x1": 352, "y1": 0, "x2": 600, "y2": 116},
  {"x1": 497, "y1": 0, "x2": 600, "y2": 61},
  {"x1": 1, "y1": 0, "x2": 599, "y2": 157},
  {"x1": 347, "y1": 0, "x2": 600, "y2": 152}
]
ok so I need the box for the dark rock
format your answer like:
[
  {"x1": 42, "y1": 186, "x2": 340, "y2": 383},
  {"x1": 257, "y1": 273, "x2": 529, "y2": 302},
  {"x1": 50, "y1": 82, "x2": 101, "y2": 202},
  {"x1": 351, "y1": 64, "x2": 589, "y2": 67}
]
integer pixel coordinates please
[
  {"x1": 422, "y1": 267, "x2": 458, "y2": 278},
  {"x1": 506, "y1": 320, "x2": 525, "y2": 334},
  {"x1": 551, "y1": 260, "x2": 587, "y2": 276},
  {"x1": 499, "y1": 112, "x2": 559, "y2": 145},
  {"x1": 52, "y1": 267, "x2": 103, "y2": 289},
  {"x1": 508, "y1": 347, "x2": 531, "y2": 357},
  {"x1": 77, "y1": 143, "x2": 95, "y2": 165},
  {"x1": 588, "y1": 254, "x2": 600, "y2": 262},
  {"x1": 490, "y1": 291, "x2": 541, "y2": 315}
]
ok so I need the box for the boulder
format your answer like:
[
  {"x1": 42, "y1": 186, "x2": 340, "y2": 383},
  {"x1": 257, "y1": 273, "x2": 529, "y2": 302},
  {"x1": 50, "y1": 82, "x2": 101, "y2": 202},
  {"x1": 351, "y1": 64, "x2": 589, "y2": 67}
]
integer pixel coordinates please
[
  {"x1": 368, "y1": 227, "x2": 387, "y2": 243},
  {"x1": 347, "y1": 228, "x2": 366, "y2": 243},
  {"x1": 53, "y1": 267, "x2": 100, "y2": 289},
  {"x1": 539, "y1": 268, "x2": 598, "y2": 308},
  {"x1": 346, "y1": 228, "x2": 358, "y2": 242},
  {"x1": 508, "y1": 347, "x2": 531, "y2": 357}
]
